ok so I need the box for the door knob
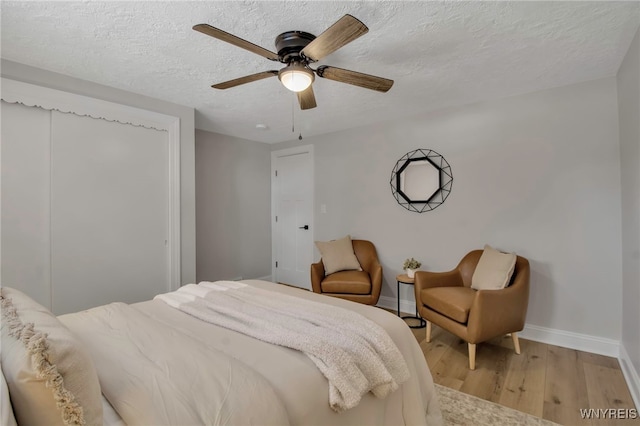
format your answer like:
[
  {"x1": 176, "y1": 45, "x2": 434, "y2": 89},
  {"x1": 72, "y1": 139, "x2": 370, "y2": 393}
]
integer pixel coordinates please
[{"x1": 298, "y1": 225, "x2": 309, "y2": 230}]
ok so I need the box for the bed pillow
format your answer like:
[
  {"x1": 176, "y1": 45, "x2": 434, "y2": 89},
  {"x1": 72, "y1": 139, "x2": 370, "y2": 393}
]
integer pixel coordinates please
[
  {"x1": 471, "y1": 245, "x2": 517, "y2": 290},
  {"x1": 315, "y1": 235, "x2": 362, "y2": 275},
  {"x1": 1, "y1": 365, "x2": 17, "y2": 426},
  {"x1": 0, "y1": 287, "x2": 103, "y2": 426}
]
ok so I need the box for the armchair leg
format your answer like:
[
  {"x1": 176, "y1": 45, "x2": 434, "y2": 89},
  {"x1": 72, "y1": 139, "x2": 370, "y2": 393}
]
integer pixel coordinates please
[
  {"x1": 468, "y1": 343, "x2": 476, "y2": 370},
  {"x1": 426, "y1": 321, "x2": 432, "y2": 343},
  {"x1": 512, "y1": 333, "x2": 521, "y2": 355}
]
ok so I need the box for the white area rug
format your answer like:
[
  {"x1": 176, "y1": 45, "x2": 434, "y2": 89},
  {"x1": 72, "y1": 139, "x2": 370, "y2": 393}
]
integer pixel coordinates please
[{"x1": 436, "y1": 384, "x2": 561, "y2": 426}]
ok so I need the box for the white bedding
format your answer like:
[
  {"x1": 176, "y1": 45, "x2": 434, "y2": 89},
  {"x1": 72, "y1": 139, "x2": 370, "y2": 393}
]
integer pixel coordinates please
[
  {"x1": 102, "y1": 396, "x2": 126, "y2": 426},
  {"x1": 155, "y1": 281, "x2": 410, "y2": 412},
  {"x1": 60, "y1": 280, "x2": 442, "y2": 426}
]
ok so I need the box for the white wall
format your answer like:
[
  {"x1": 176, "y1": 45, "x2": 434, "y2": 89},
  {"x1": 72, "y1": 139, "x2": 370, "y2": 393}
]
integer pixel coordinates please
[
  {"x1": 195, "y1": 130, "x2": 272, "y2": 282},
  {"x1": 617, "y1": 27, "x2": 640, "y2": 406},
  {"x1": 273, "y1": 77, "x2": 623, "y2": 342},
  {"x1": 1, "y1": 60, "x2": 197, "y2": 284}
]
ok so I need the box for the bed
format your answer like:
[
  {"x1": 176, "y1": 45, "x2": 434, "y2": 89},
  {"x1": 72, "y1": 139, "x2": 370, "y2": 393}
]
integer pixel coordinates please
[{"x1": 1, "y1": 280, "x2": 442, "y2": 425}]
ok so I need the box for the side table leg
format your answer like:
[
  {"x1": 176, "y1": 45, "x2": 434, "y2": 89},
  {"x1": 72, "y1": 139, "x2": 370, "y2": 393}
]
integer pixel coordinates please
[
  {"x1": 415, "y1": 304, "x2": 426, "y2": 328},
  {"x1": 397, "y1": 280, "x2": 400, "y2": 316}
]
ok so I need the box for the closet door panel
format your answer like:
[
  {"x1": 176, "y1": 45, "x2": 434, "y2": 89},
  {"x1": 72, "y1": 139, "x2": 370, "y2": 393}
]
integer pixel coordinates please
[
  {"x1": 0, "y1": 102, "x2": 51, "y2": 308},
  {"x1": 51, "y1": 112, "x2": 169, "y2": 314}
]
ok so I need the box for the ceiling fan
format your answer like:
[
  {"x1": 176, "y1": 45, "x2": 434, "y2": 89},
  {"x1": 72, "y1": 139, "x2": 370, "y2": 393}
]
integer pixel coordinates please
[{"x1": 193, "y1": 14, "x2": 394, "y2": 110}]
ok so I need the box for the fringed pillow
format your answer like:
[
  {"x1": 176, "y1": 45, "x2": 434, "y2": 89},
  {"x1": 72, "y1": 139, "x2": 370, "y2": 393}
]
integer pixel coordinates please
[
  {"x1": 0, "y1": 287, "x2": 103, "y2": 425},
  {"x1": 1, "y1": 365, "x2": 17, "y2": 426}
]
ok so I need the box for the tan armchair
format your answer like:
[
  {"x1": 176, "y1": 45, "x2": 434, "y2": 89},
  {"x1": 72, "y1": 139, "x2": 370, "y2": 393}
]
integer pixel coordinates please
[
  {"x1": 415, "y1": 250, "x2": 530, "y2": 370},
  {"x1": 311, "y1": 239, "x2": 382, "y2": 305}
]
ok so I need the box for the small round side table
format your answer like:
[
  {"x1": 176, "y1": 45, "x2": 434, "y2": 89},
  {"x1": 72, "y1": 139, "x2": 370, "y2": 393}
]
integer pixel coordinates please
[{"x1": 396, "y1": 274, "x2": 426, "y2": 328}]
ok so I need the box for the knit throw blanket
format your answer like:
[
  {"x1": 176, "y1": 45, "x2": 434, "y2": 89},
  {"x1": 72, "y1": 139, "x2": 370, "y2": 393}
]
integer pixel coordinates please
[{"x1": 155, "y1": 281, "x2": 410, "y2": 412}]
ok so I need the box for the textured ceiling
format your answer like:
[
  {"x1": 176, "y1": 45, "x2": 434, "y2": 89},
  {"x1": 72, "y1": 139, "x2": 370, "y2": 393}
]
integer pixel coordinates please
[{"x1": 2, "y1": 1, "x2": 639, "y2": 143}]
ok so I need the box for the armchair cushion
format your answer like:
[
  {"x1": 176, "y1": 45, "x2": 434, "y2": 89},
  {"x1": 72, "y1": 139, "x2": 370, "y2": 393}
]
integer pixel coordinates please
[
  {"x1": 315, "y1": 235, "x2": 362, "y2": 275},
  {"x1": 320, "y1": 271, "x2": 371, "y2": 295},
  {"x1": 471, "y1": 245, "x2": 516, "y2": 290},
  {"x1": 421, "y1": 286, "x2": 476, "y2": 324}
]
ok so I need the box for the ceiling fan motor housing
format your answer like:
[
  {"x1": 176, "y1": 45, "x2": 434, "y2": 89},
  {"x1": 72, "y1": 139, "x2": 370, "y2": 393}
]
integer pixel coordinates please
[{"x1": 275, "y1": 31, "x2": 316, "y2": 63}]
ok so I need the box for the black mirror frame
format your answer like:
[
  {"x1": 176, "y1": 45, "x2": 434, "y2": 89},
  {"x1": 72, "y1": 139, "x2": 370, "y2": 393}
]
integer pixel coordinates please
[{"x1": 390, "y1": 149, "x2": 453, "y2": 213}]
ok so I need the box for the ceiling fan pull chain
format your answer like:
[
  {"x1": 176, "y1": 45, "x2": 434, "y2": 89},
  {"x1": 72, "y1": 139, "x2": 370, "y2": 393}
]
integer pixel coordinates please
[
  {"x1": 291, "y1": 93, "x2": 295, "y2": 133},
  {"x1": 291, "y1": 94, "x2": 303, "y2": 140},
  {"x1": 292, "y1": 94, "x2": 304, "y2": 140}
]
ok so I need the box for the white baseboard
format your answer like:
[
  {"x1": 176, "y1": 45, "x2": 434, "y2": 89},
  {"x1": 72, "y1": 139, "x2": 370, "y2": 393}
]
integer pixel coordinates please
[
  {"x1": 620, "y1": 344, "x2": 640, "y2": 410},
  {"x1": 253, "y1": 275, "x2": 273, "y2": 282},
  {"x1": 519, "y1": 324, "x2": 619, "y2": 358}
]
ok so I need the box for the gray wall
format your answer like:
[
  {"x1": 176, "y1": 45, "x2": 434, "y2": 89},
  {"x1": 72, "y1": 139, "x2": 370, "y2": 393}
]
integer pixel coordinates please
[
  {"x1": 195, "y1": 130, "x2": 272, "y2": 282},
  {"x1": 617, "y1": 28, "x2": 640, "y2": 395},
  {"x1": 273, "y1": 77, "x2": 623, "y2": 341},
  {"x1": 1, "y1": 60, "x2": 197, "y2": 284}
]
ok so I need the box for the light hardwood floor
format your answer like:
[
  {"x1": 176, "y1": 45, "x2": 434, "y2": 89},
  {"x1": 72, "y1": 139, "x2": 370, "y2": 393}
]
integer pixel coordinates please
[{"x1": 409, "y1": 322, "x2": 639, "y2": 425}]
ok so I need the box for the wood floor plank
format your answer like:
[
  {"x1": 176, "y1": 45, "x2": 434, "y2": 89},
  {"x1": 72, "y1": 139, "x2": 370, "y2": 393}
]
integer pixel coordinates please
[
  {"x1": 419, "y1": 328, "x2": 459, "y2": 370},
  {"x1": 543, "y1": 345, "x2": 590, "y2": 425},
  {"x1": 582, "y1": 363, "x2": 640, "y2": 426},
  {"x1": 436, "y1": 376, "x2": 465, "y2": 391},
  {"x1": 459, "y1": 342, "x2": 510, "y2": 402},
  {"x1": 498, "y1": 338, "x2": 547, "y2": 418},
  {"x1": 427, "y1": 334, "x2": 471, "y2": 385},
  {"x1": 578, "y1": 350, "x2": 621, "y2": 369}
]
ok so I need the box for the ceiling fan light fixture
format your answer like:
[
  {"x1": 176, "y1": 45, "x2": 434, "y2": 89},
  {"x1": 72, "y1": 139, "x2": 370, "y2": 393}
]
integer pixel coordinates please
[{"x1": 278, "y1": 63, "x2": 314, "y2": 92}]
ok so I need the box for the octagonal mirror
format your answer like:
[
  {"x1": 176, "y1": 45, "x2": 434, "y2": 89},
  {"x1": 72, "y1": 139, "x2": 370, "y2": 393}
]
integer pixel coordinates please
[
  {"x1": 390, "y1": 149, "x2": 453, "y2": 213},
  {"x1": 398, "y1": 158, "x2": 441, "y2": 203}
]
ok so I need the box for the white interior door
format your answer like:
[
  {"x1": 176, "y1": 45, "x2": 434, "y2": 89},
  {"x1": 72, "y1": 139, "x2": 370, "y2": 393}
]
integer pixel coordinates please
[{"x1": 272, "y1": 146, "x2": 313, "y2": 289}]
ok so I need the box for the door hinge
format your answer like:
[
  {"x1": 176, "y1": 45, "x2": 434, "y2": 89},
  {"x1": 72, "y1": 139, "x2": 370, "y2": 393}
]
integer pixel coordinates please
[
  {"x1": 275, "y1": 170, "x2": 278, "y2": 177},
  {"x1": 275, "y1": 261, "x2": 278, "y2": 268},
  {"x1": 275, "y1": 216, "x2": 278, "y2": 222}
]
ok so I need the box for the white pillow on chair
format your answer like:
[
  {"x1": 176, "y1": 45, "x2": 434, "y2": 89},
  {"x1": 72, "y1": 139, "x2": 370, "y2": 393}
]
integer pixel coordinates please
[
  {"x1": 315, "y1": 235, "x2": 362, "y2": 275},
  {"x1": 471, "y1": 245, "x2": 517, "y2": 290}
]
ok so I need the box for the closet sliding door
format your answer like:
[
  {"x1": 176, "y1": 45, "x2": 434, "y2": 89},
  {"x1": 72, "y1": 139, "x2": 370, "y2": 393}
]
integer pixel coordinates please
[
  {"x1": 50, "y1": 112, "x2": 170, "y2": 314},
  {"x1": 1, "y1": 79, "x2": 179, "y2": 315},
  {"x1": 1, "y1": 102, "x2": 52, "y2": 309}
]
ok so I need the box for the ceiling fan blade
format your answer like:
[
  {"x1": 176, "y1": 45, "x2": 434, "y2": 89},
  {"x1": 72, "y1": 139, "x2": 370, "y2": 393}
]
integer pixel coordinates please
[
  {"x1": 212, "y1": 71, "x2": 279, "y2": 89},
  {"x1": 297, "y1": 86, "x2": 317, "y2": 110},
  {"x1": 316, "y1": 66, "x2": 393, "y2": 92},
  {"x1": 300, "y1": 15, "x2": 368, "y2": 62},
  {"x1": 193, "y1": 24, "x2": 280, "y2": 61}
]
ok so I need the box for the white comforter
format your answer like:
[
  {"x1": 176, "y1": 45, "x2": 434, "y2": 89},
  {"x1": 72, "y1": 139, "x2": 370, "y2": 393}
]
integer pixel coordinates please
[
  {"x1": 59, "y1": 301, "x2": 289, "y2": 426},
  {"x1": 60, "y1": 280, "x2": 442, "y2": 426},
  {"x1": 155, "y1": 281, "x2": 409, "y2": 412}
]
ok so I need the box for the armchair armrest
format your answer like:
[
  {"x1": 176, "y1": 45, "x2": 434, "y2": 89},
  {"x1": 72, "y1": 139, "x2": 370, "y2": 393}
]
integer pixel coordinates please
[
  {"x1": 467, "y1": 280, "x2": 530, "y2": 343},
  {"x1": 369, "y1": 261, "x2": 383, "y2": 302},
  {"x1": 310, "y1": 261, "x2": 325, "y2": 293},
  {"x1": 414, "y1": 270, "x2": 463, "y2": 292}
]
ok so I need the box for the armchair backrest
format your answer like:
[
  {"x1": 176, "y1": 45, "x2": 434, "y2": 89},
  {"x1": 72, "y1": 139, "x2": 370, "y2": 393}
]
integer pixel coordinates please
[
  {"x1": 352, "y1": 240, "x2": 379, "y2": 274},
  {"x1": 457, "y1": 250, "x2": 483, "y2": 288}
]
